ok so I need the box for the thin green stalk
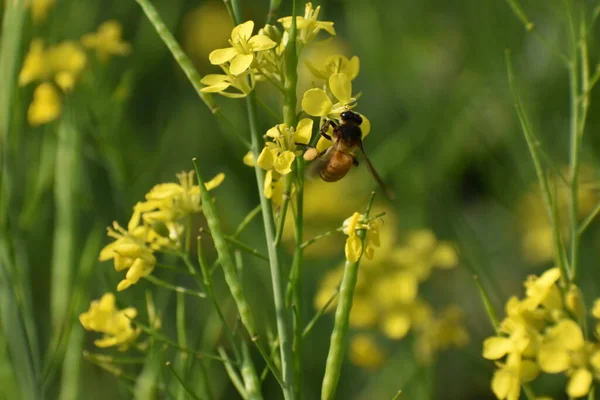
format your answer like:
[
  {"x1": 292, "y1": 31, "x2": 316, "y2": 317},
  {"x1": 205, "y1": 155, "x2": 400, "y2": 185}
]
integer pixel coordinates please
[
  {"x1": 245, "y1": 91, "x2": 296, "y2": 400},
  {"x1": 224, "y1": 235, "x2": 268, "y2": 260},
  {"x1": 166, "y1": 362, "x2": 202, "y2": 400},
  {"x1": 218, "y1": 347, "x2": 247, "y2": 399},
  {"x1": 274, "y1": 175, "x2": 293, "y2": 247},
  {"x1": 267, "y1": 0, "x2": 283, "y2": 24},
  {"x1": 240, "y1": 340, "x2": 263, "y2": 400},
  {"x1": 303, "y1": 289, "x2": 339, "y2": 338},
  {"x1": 301, "y1": 228, "x2": 343, "y2": 249},
  {"x1": 143, "y1": 275, "x2": 206, "y2": 299},
  {"x1": 196, "y1": 237, "x2": 242, "y2": 363},
  {"x1": 505, "y1": 50, "x2": 570, "y2": 284},
  {"x1": 175, "y1": 293, "x2": 188, "y2": 400},
  {"x1": 473, "y1": 276, "x2": 500, "y2": 332},
  {"x1": 578, "y1": 200, "x2": 600, "y2": 235},
  {"x1": 135, "y1": 0, "x2": 218, "y2": 113},
  {"x1": 234, "y1": 204, "x2": 262, "y2": 237},
  {"x1": 51, "y1": 109, "x2": 80, "y2": 330},
  {"x1": 82, "y1": 352, "x2": 146, "y2": 365},
  {"x1": 192, "y1": 159, "x2": 258, "y2": 338},
  {"x1": 321, "y1": 193, "x2": 376, "y2": 400}
]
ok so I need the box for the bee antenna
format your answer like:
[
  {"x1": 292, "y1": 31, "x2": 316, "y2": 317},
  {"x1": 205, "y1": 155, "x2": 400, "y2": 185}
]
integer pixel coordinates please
[{"x1": 358, "y1": 142, "x2": 396, "y2": 200}]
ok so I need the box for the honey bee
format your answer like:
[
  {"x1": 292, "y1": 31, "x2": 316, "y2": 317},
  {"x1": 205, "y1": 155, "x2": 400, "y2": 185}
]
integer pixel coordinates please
[{"x1": 303, "y1": 110, "x2": 393, "y2": 199}]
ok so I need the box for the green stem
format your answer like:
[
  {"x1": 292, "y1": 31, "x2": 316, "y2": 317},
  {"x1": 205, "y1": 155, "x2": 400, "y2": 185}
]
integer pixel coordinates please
[
  {"x1": 192, "y1": 159, "x2": 258, "y2": 339},
  {"x1": 274, "y1": 175, "x2": 293, "y2": 247},
  {"x1": 166, "y1": 362, "x2": 202, "y2": 400},
  {"x1": 473, "y1": 276, "x2": 500, "y2": 332},
  {"x1": 578, "y1": 200, "x2": 600, "y2": 235},
  {"x1": 175, "y1": 293, "x2": 188, "y2": 400},
  {"x1": 234, "y1": 204, "x2": 262, "y2": 237},
  {"x1": 143, "y1": 274, "x2": 206, "y2": 299},
  {"x1": 301, "y1": 228, "x2": 343, "y2": 249},
  {"x1": 303, "y1": 289, "x2": 339, "y2": 338},
  {"x1": 135, "y1": 0, "x2": 218, "y2": 113},
  {"x1": 218, "y1": 347, "x2": 247, "y2": 399},
  {"x1": 267, "y1": 0, "x2": 283, "y2": 24},
  {"x1": 246, "y1": 91, "x2": 295, "y2": 400},
  {"x1": 505, "y1": 50, "x2": 570, "y2": 284},
  {"x1": 321, "y1": 193, "x2": 375, "y2": 400},
  {"x1": 240, "y1": 340, "x2": 263, "y2": 400}
]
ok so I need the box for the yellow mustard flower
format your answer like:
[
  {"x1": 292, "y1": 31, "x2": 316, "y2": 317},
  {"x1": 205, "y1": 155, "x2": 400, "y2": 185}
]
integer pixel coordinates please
[
  {"x1": 491, "y1": 352, "x2": 539, "y2": 400},
  {"x1": 305, "y1": 54, "x2": 360, "y2": 81},
  {"x1": 278, "y1": 2, "x2": 336, "y2": 45},
  {"x1": 27, "y1": 83, "x2": 61, "y2": 126},
  {"x1": 209, "y1": 20, "x2": 277, "y2": 76},
  {"x1": 82, "y1": 20, "x2": 131, "y2": 63},
  {"x1": 415, "y1": 305, "x2": 469, "y2": 365},
  {"x1": 537, "y1": 319, "x2": 600, "y2": 398},
  {"x1": 79, "y1": 293, "x2": 140, "y2": 350},
  {"x1": 521, "y1": 267, "x2": 562, "y2": 312},
  {"x1": 200, "y1": 64, "x2": 255, "y2": 98},
  {"x1": 349, "y1": 334, "x2": 385, "y2": 369},
  {"x1": 264, "y1": 169, "x2": 284, "y2": 206},
  {"x1": 342, "y1": 212, "x2": 380, "y2": 263},
  {"x1": 243, "y1": 151, "x2": 256, "y2": 166},
  {"x1": 257, "y1": 118, "x2": 313, "y2": 175},
  {"x1": 99, "y1": 211, "x2": 165, "y2": 291},
  {"x1": 19, "y1": 39, "x2": 49, "y2": 86},
  {"x1": 302, "y1": 72, "x2": 359, "y2": 120},
  {"x1": 47, "y1": 41, "x2": 87, "y2": 91},
  {"x1": 31, "y1": 0, "x2": 55, "y2": 23}
]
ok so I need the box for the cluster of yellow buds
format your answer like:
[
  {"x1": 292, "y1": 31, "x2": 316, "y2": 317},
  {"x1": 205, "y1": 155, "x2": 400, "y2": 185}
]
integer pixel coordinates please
[
  {"x1": 483, "y1": 268, "x2": 600, "y2": 399},
  {"x1": 18, "y1": 20, "x2": 130, "y2": 126},
  {"x1": 99, "y1": 171, "x2": 224, "y2": 291},
  {"x1": 315, "y1": 227, "x2": 467, "y2": 368}
]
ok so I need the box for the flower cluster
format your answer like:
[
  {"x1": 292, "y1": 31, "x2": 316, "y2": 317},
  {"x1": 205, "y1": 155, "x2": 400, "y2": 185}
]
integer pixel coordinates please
[
  {"x1": 483, "y1": 268, "x2": 600, "y2": 399},
  {"x1": 342, "y1": 212, "x2": 381, "y2": 263},
  {"x1": 201, "y1": 3, "x2": 335, "y2": 98},
  {"x1": 99, "y1": 171, "x2": 224, "y2": 291},
  {"x1": 79, "y1": 293, "x2": 140, "y2": 350},
  {"x1": 18, "y1": 20, "x2": 130, "y2": 126},
  {"x1": 315, "y1": 227, "x2": 467, "y2": 368}
]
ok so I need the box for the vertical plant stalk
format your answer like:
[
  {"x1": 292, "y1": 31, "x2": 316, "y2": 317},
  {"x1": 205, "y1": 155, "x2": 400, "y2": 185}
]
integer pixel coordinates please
[
  {"x1": 267, "y1": 0, "x2": 283, "y2": 24},
  {"x1": 321, "y1": 193, "x2": 376, "y2": 400},
  {"x1": 135, "y1": 0, "x2": 218, "y2": 113},
  {"x1": 51, "y1": 109, "x2": 80, "y2": 330},
  {"x1": 175, "y1": 292, "x2": 188, "y2": 400},
  {"x1": 281, "y1": 2, "x2": 304, "y2": 397},
  {"x1": 505, "y1": 50, "x2": 570, "y2": 284}
]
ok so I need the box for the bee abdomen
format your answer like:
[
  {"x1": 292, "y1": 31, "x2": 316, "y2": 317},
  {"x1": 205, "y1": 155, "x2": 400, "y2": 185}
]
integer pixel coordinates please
[{"x1": 320, "y1": 152, "x2": 353, "y2": 182}]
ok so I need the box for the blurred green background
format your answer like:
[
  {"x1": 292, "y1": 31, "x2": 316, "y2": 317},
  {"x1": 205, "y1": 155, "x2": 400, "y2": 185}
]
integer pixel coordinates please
[{"x1": 1, "y1": 0, "x2": 599, "y2": 399}]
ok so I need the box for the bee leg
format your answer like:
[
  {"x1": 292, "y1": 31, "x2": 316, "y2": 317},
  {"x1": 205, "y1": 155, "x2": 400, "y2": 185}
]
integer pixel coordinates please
[{"x1": 319, "y1": 119, "x2": 336, "y2": 141}]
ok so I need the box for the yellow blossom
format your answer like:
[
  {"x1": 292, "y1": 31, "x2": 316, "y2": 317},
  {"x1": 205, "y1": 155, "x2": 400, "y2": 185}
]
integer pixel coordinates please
[
  {"x1": 200, "y1": 64, "x2": 255, "y2": 98},
  {"x1": 415, "y1": 305, "x2": 469, "y2": 364},
  {"x1": 209, "y1": 20, "x2": 277, "y2": 76},
  {"x1": 19, "y1": 39, "x2": 49, "y2": 86},
  {"x1": 257, "y1": 118, "x2": 313, "y2": 175},
  {"x1": 82, "y1": 20, "x2": 131, "y2": 63},
  {"x1": 521, "y1": 267, "x2": 562, "y2": 311},
  {"x1": 31, "y1": 0, "x2": 55, "y2": 23},
  {"x1": 47, "y1": 41, "x2": 87, "y2": 91},
  {"x1": 349, "y1": 334, "x2": 385, "y2": 369},
  {"x1": 278, "y1": 2, "x2": 335, "y2": 45},
  {"x1": 342, "y1": 212, "x2": 380, "y2": 262},
  {"x1": 302, "y1": 72, "x2": 358, "y2": 120},
  {"x1": 263, "y1": 169, "x2": 284, "y2": 206},
  {"x1": 305, "y1": 54, "x2": 359, "y2": 81},
  {"x1": 27, "y1": 83, "x2": 61, "y2": 126},
  {"x1": 243, "y1": 151, "x2": 256, "y2": 166},
  {"x1": 491, "y1": 353, "x2": 539, "y2": 400},
  {"x1": 79, "y1": 293, "x2": 140, "y2": 350}
]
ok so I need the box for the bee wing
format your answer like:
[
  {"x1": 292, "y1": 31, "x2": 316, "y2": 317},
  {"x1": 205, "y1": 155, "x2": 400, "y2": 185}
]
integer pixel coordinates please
[
  {"x1": 358, "y1": 142, "x2": 395, "y2": 200},
  {"x1": 305, "y1": 147, "x2": 334, "y2": 180}
]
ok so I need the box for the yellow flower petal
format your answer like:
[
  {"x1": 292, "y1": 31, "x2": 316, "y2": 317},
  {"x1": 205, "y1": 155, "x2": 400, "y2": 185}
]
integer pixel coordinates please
[
  {"x1": 482, "y1": 337, "x2": 512, "y2": 360},
  {"x1": 329, "y1": 72, "x2": 352, "y2": 105},
  {"x1": 520, "y1": 360, "x2": 540, "y2": 383},
  {"x1": 295, "y1": 118, "x2": 313, "y2": 145},
  {"x1": 208, "y1": 47, "x2": 237, "y2": 65},
  {"x1": 264, "y1": 170, "x2": 274, "y2": 198},
  {"x1": 359, "y1": 113, "x2": 371, "y2": 137},
  {"x1": 229, "y1": 53, "x2": 254, "y2": 75},
  {"x1": 301, "y1": 88, "x2": 333, "y2": 117},
  {"x1": 19, "y1": 39, "x2": 47, "y2": 86},
  {"x1": 316, "y1": 136, "x2": 332, "y2": 153},
  {"x1": 432, "y1": 243, "x2": 458, "y2": 268},
  {"x1": 567, "y1": 368, "x2": 593, "y2": 398},
  {"x1": 551, "y1": 319, "x2": 584, "y2": 351},
  {"x1": 257, "y1": 147, "x2": 275, "y2": 170},
  {"x1": 205, "y1": 173, "x2": 225, "y2": 190},
  {"x1": 266, "y1": 124, "x2": 283, "y2": 138},
  {"x1": 274, "y1": 151, "x2": 296, "y2": 174},
  {"x1": 345, "y1": 236, "x2": 362, "y2": 262},
  {"x1": 491, "y1": 368, "x2": 519, "y2": 400},
  {"x1": 381, "y1": 313, "x2": 411, "y2": 339},
  {"x1": 538, "y1": 343, "x2": 570, "y2": 373},
  {"x1": 200, "y1": 81, "x2": 231, "y2": 93},
  {"x1": 346, "y1": 56, "x2": 360, "y2": 80},
  {"x1": 248, "y1": 34, "x2": 277, "y2": 51},
  {"x1": 201, "y1": 74, "x2": 230, "y2": 85},
  {"x1": 28, "y1": 83, "x2": 61, "y2": 126},
  {"x1": 243, "y1": 151, "x2": 255, "y2": 167},
  {"x1": 591, "y1": 299, "x2": 600, "y2": 319},
  {"x1": 231, "y1": 20, "x2": 254, "y2": 41}
]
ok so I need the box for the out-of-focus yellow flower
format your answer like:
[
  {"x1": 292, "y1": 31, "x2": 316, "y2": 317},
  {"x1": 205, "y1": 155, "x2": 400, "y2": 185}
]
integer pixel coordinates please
[
  {"x1": 209, "y1": 20, "x2": 276, "y2": 76},
  {"x1": 47, "y1": 41, "x2": 87, "y2": 91},
  {"x1": 31, "y1": 0, "x2": 55, "y2": 23},
  {"x1": 305, "y1": 54, "x2": 359, "y2": 81},
  {"x1": 27, "y1": 83, "x2": 61, "y2": 126},
  {"x1": 243, "y1": 151, "x2": 256, "y2": 167},
  {"x1": 181, "y1": 3, "x2": 233, "y2": 65},
  {"x1": 82, "y1": 20, "x2": 131, "y2": 63},
  {"x1": 19, "y1": 39, "x2": 49, "y2": 86},
  {"x1": 278, "y1": 2, "x2": 335, "y2": 45},
  {"x1": 415, "y1": 305, "x2": 469, "y2": 364},
  {"x1": 79, "y1": 293, "x2": 140, "y2": 350},
  {"x1": 519, "y1": 168, "x2": 597, "y2": 264},
  {"x1": 257, "y1": 118, "x2": 313, "y2": 175},
  {"x1": 200, "y1": 65, "x2": 255, "y2": 98},
  {"x1": 342, "y1": 212, "x2": 380, "y2": 262},
  {"x1": 349, "y1": 334, "x2": 385, "y2": 369},
  {"x1": 537, "y1": 319, "x2": 600, "y2": 398}
]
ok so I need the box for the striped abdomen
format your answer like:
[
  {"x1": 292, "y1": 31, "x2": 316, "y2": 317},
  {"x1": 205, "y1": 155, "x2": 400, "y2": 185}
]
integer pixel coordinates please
[{"x1": 320, "y1": 151, "x2": 353, "y2": 182}]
